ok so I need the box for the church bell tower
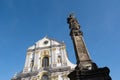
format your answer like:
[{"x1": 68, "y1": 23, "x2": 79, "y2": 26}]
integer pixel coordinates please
[{"x1": 67, "y1": 14, "x2": 111, "y2": 80}]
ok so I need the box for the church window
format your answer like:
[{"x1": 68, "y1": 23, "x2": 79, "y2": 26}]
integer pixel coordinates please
[
  {"x1": 42, "y1": 74, "x2": 48, "y2": 80},
  {"x1": 42, "y1": 57, "x2": 49, "y2": 67},
  {"x1": 44, "y1": 40, "x2": 49, "y2": 45}
]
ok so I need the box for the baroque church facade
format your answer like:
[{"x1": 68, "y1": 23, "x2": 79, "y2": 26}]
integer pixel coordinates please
[{"x1": 12, "y1": 37, "x2": 76, "y2": 80}]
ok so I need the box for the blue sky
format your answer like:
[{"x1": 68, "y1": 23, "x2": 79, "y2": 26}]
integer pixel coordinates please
[{"x1": 0, "y1": 0, "x2": 120, "y2": 80}]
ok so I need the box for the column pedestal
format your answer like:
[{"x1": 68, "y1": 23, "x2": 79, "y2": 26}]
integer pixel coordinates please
[{"x1": 68, "y1": 66, "x2": 111, "y2": 80}]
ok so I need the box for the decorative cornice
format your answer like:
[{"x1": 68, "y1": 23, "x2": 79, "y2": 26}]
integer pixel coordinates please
[
  {"x1": 12, "y1": 66, "x2": 72, "y2": 79},
  {"x1": 27, "y1": 44, "x2": 65, "y2": 52},
  {"x1": 49, "y1": 66, "x2": 71, "y2": 73},
  {"x1": 12, "y1": 71, "x2": 38, "y2": 79}
]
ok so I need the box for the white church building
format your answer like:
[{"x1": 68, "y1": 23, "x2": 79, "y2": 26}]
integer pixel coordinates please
[{"x1": 12, "y1": 37, "x2": 76, "y2": 80}]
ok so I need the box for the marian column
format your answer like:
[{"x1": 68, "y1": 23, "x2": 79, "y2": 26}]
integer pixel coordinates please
[{"x1": 67, "y1": 14, "x2": 111, "y2": 80}]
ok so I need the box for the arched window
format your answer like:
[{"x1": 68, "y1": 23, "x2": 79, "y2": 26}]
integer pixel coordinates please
[
  {"x1": 42, "y1": 57, "x2": 49, "y2": 67},
  {"x1": 42, "y1": 74, "x2": 48, "y2": 80}
]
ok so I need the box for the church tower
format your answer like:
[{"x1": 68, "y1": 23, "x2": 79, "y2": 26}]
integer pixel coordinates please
[{"x1": 12, "y1": 37, "x2": 76, "y2": 80}]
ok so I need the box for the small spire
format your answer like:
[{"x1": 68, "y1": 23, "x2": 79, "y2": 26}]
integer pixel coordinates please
[{"x1": 45, "y1": 35, "x2": 48, "y2": 38}]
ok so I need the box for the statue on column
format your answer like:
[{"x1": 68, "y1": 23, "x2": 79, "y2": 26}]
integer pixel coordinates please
[
  {"x1": 67, "y1": 14, "x2": 80, "y2": 30},
  {"x1": 67, "y1": 14, "x2": 111, "y2": 80}
]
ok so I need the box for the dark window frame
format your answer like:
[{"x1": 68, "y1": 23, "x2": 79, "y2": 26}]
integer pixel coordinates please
[{"x1": 42, "y1": 57, "x2": 49, "y2": 67}]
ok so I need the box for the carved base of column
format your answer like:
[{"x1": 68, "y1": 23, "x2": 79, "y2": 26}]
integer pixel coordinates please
[{"x1": 68, "y1": 66, "x2": 111, "y2": 80}]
